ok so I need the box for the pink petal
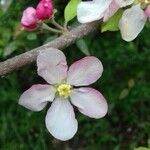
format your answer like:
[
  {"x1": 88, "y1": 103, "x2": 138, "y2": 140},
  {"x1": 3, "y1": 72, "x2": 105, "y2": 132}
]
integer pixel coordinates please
[
  {"x1": 37, "y1": 48, "x2": 68, "y2": 84},
  {"x1": 19, "y1": 84, "x2": 55, "y2": 111},
  {"x1": 21, "y1": 7, "x2": 38, "y2": 30},
  {"x1": 70, "y1": 88, "x2": 108, "y2": 118},
  {"x1": 36, "y1": 0, "x2": 53, "y2": 20},
  {"x1": 45, "y1": 97, "x2": 78, "y2": 141},
  {"x1": 145, "y1": 5, "x2": 150, "y2": 18},
  {"x1": 67, "y1": 56, "x2": 103, "y2": 86},
  {"x1": 103, "y1": 0, "x2": 120, "y2": 22}
]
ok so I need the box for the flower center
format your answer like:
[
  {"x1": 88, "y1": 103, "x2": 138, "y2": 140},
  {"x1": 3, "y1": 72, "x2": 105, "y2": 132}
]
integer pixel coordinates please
[
  {"x1": 139, "y1": 0, "x2": 150, "y2": 5},
  {"x1": 57, "y1": 84, "x2": 71, "y2": 98}
]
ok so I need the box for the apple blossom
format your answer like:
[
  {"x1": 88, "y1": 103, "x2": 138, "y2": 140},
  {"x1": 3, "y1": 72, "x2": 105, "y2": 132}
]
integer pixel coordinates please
[
  {"x1": 21, "y1": 7, "x2": 38, "y2": 30},
  {"x1": 36, "y1": 0, "x2": 53, "y2": 20},
  {"x1": 77, "y1": 0, "x2": 150, "y2": 41},
  {"x1": 77, "y1": 0, "x2": 112, "y2": 23},
  {"x1": 19, "y1": 48, "x2": 108, "y2": 141},
  {"x1": 21, "y1": 0, "x2": 54, "y2": 31},
  {"x1": 104, "y1": 0, "x2": 135, "y2": 21},
  {"x1": 77, "y1": 0, "x2": 134, "y2": 23},
  {"x1": 103, "y1": 0, "x2": 120, "y2": 22},
  {"x1": 116, "y1": 0, "x2": 134, "y2": 7},
  {"x1": 119, "y1": 2, "x2": 150, "y2": 41}
]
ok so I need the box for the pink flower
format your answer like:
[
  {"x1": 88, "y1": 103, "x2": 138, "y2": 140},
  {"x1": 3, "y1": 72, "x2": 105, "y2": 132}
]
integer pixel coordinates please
[
  {"x1": 19, "y1": 48, "x2": 108, "y2": 141},
  {"x1": 21, "y1": 7, "x2": 38, "y2": 30},
  {"x1": 145, "y1": 5, "x2": 150, "y2": 18},
  {"x1": 36, "y1": 0, "x2": 53, "y2": 20}
]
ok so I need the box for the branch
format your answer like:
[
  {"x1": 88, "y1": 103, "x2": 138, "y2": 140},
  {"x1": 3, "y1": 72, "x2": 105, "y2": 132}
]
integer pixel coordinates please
[{"x1": 0, "y1": 21, "x2": 101, "y2": 76}]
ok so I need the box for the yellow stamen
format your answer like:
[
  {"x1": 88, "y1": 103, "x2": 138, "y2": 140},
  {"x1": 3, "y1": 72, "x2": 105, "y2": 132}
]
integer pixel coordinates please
[
  {"x1": 57, "y1": 84, "x2": 71, "y2": 98},
  {"x1": 145, "y1": 0, "x2": 150, "y2": 3},
  {"x1": 139, "y1": 0, "x2": 150, "y2": 4}
]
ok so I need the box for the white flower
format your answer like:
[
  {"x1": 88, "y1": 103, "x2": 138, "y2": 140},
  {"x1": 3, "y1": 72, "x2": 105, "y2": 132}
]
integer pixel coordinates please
[
  {"x1": 19, "y1": 48, "x2": 108, "y2": 141},
  {"x1": 77, "y1": 0, "x2": 149, "y2": 41},
  {"x1": 77, "y1": 0, "x2": 134, "y2": 23},
  {"x1": 119, "y1": 4, "x2": 147, "y2": 41}
]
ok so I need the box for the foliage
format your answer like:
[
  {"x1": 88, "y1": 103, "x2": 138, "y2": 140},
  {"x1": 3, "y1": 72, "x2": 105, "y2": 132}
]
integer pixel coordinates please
[
  {"x1": 64, "y1": 0, "x2": 80, "y2": 24},
  {"x1": 0, "y1": 0, "x2": 150, "y2": 149},
  {"x1": 101, "y1": 9, "x2": 124, "y2": 32}
]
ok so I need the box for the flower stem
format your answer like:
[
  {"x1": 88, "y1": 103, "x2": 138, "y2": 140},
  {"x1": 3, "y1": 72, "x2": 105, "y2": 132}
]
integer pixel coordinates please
[
  {"x1": 50, "y1": 17, "x2": 65, "y2": 31},
  {"x1": 64, "y1": 22, "x2": 68, "y2": 31},
  {"x1": 40, "y1": 23, "x2": 63, "y2": 34}
]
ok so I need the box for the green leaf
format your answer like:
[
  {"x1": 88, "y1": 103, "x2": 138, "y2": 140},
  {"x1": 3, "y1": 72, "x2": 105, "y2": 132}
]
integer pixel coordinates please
[
  {"x1": 64, "y1": 0, "x2": 81, "y2": 23},
  {"x1": 76, "y1": 39, "x2": 90, "y2": 56},
  {"x1": 101, "y1": 9, "x2": 124, "y2": 32},
  {"x1": 119, "y1": 88, "x2": 129, "y2": 99},
  {"x1": 3, "y1": 41, "x2": 18, "y2": 57}
]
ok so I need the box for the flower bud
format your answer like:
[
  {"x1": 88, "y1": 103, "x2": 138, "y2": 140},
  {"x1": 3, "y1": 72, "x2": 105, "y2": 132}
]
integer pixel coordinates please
[
  {"x1": 145, "y1": 5, "x2": 150, "y2": 18},
  {"x1": 36, "y1": 0, "x2": 53, "y2": 20},
  {"x1": 21, "y1": 7, "x2": 38, "y2": 30}
]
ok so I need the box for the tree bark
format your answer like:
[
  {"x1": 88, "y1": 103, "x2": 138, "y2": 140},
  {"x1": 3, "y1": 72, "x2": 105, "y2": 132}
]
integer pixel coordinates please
[{"x1": 0, "y1": 21, "x2": 101, "y2": 76}]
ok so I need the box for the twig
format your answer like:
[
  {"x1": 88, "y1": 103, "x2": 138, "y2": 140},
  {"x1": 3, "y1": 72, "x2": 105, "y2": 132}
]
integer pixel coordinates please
[
  {"x1": 0, "y1": 21, "x2": 101, "y2": 76},
  {"x1": 50, "y1": 17, "x2": 66, "y2": 31},
  {"x1": 41, "y1": 23, "x2": 63, "y2": 34}
]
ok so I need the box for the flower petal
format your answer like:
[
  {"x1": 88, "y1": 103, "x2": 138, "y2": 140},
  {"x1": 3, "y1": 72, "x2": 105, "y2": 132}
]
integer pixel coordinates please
[
  {"x1": 77, "y1": 0, "x2": 112, "y2": 23},
  {"x1": 145, "y1": 5, "x2": 150, "y2": 18},
  {"x1": 103, "y1": 0, "x2": 120, "y2": 22},
  {"x1": 37, "y1": 48, "x2": 68, "y2": 84},
  {"x1": 115, "y1": 0, "x2": 134, "y2": 7},
  {"x1": 70, "y1": 88, "x2": 108, "y2": 119},
  {"x1": 67, "y1": 56, "x2": 103, "y2": 86},
  {"x1": 119, "y1": 5, "x2": 147, "y2": 41},
  {"x1": 45, "y1": 97, "x2": 78, "y2": 141},
  {"x1": 21, "y1": 7, "x2": 38, "y2": 30},
  {"x1": 19, "y1": 84, "x2": 56, "y2": 111}
]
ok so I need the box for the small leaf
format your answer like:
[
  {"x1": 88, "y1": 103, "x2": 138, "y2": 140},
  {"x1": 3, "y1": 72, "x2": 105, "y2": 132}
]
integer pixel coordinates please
[
  {"x1": 119, "y1": 88, "x2": 129, "y2": 99},
  {"x1": 102, "y1": 9, "x2": 124, "y2": 32},
  {"x1": 64, "y1": 0, "x2": 81, "y2": 23},
  {"x1": 3, "y1": 41, "x2": 18, "y2": 57},
  {"x1": 76, "y1": 39, "x2": 90, "y2": 56}
]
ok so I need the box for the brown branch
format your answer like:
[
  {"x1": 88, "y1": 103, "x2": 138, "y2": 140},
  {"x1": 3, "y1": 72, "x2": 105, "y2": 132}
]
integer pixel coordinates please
[{"x1": 0, "y1": 21, "x2": 101, "y2": 76}]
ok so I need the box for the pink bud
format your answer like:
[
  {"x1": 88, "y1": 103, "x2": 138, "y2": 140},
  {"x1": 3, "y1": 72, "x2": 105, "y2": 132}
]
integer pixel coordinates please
[
  {"x1": 21, "y1": 7, "x2": 38, "y2": 30},
  {"x1": 36, "y1": 0, "x2": 53, "y2": 20},
  {"x1": 145, "y1": 5, "x2": 150, "y2": 18}
]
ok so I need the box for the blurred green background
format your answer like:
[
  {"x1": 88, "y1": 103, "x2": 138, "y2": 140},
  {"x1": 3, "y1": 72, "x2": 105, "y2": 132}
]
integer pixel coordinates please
[{"x1": 0, "y1": 0, "x2": 150, "y2": 150}]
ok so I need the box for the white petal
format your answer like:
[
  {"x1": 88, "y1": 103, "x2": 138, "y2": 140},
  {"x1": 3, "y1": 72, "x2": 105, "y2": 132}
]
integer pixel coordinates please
[
  {"x1": 19, "y1": 84, "x2": 56, "y2": 111},
  {"x1": 37, "y1": 48, "x2": 68, "y2": 84},
  {"x1": 115, "y1": 0, "x2": 134, "y2": 7},
  {"x1": 45, "y1": 97, "x2": 78, "y2": 141},
  {"x1": 77, "y1": 0, "x2": 112, "y2": 23},
  {"x1": 67, "y1": 56, "x2": 103, "y2": 86},
  {"x1": 119, "y1": 5, "x2": 147, "y2": 41},
  {"x1": 70, "y1": 88, "x2": 108, "y2": 119}
]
